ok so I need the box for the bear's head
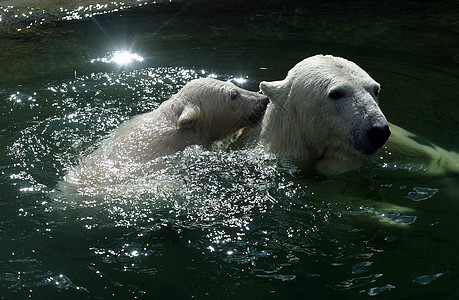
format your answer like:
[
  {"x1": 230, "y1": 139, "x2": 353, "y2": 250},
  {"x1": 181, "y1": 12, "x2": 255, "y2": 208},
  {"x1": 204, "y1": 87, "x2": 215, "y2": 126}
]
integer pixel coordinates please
[
  {"x1": 259, "y1": 55, "x2": 390, "y2": 168},
  {"x1": 174, "y1": 78, "x2": 269, "y2": 144}
]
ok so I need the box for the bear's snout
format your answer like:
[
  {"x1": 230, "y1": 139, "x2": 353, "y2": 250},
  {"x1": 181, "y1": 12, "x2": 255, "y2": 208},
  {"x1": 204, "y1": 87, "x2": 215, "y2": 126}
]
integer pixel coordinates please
[
  {"x1": 259, "y1": 95, "x2": 270, "y2": 107},
  {"x1": 246, "y1": 94, "x2": 270, "y2": 125},
  {"x1": 367, "y1": 124, "x2": 391, "y2": 149}
]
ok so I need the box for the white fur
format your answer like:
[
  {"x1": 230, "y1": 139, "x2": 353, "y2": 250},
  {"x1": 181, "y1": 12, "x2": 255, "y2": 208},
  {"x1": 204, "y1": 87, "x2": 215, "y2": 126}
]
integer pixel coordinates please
[
  {"x1": 259, "y1": 54, "x2": 389, "y2": 175},
  {"x1": 64, "y1": 78, "x2": 268, "y2": 191}
]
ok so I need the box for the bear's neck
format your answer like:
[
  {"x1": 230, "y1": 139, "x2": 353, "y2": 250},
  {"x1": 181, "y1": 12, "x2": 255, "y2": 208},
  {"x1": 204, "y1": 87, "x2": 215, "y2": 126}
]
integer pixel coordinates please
[
  {"x1": 259, "y1": 103, "x2": 321, "y2": 159},
  {"x1": 259, "y1": 103, "x2": 364, "y2": 174}
]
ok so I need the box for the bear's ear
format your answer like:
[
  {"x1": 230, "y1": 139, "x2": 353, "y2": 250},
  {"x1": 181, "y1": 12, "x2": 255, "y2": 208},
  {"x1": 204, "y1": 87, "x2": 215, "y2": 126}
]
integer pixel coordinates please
[
  {"x1": 260, "y1": 80, "x2": 290, "y2": 106},
  {"x1": 177, "y1": 106, "x2": 200, "y2": 129}
]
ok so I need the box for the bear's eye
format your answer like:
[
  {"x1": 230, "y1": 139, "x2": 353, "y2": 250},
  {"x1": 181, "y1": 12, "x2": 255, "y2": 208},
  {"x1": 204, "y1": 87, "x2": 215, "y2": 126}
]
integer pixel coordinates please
[
  {"x1": 329, "y1": 89, "x2": 346, "y2": 100},
  {"x1": 230, "y1": 90, "x2": 239, "y2": 101}
]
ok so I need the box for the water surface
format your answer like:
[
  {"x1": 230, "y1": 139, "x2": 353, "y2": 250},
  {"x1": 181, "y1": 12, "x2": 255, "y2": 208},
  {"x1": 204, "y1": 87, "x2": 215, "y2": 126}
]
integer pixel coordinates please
[{"x1": 1, "y1": 0, "x2": 458, "y2": 299}]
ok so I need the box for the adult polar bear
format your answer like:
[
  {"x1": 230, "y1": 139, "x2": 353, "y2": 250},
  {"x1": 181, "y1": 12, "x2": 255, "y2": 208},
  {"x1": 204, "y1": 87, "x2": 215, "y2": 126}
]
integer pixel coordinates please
[
  {"x1": 64, "y1": 78, "x2": 269, "y2": 192},
  {"x1": 259, "y1": 54, "x2": 459, "y2": 175}
]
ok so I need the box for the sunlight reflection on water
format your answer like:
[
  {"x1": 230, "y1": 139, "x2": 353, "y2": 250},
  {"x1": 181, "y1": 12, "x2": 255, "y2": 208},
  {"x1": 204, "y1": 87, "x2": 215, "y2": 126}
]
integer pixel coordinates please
[
  {"x1": 35, "y1": 67, "x2": 350, "y2": 292},
  {"x1": 90, "y1": 51, "x2": 144, "y2": 65},
  {"x1": 0, "y1": 1, "x2": 165, "y2": 32},
  {"x1": 0, "y1": 0, "x2": 458, "y2": 297},
  {"x1": 3, "y1": 62, "x2": 451, "y2": 299}
]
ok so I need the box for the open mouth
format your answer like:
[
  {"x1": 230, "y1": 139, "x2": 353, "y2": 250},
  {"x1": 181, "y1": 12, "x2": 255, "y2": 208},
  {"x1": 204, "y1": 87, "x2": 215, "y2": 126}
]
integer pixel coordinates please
[{"x1": 211, "y1": 127, "x2": 248, "y2": 150}]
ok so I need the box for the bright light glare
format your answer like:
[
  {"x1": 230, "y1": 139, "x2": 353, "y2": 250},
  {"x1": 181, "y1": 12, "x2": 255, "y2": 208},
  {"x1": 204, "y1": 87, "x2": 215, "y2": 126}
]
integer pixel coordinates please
[
  {"x1": 90, "y1": 51, "x2": 144, "y2": 65},
  {"x1": 233, "y1": 77, "x2": 247, "y2": 84},
  {"x1": 111, "y1": 51, "x2": 144, "y2": 65}
]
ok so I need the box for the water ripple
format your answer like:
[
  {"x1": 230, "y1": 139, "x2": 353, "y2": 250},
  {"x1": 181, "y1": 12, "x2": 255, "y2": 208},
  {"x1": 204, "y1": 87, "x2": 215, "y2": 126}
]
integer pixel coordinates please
[
  {"x1": 3, "y1": 64, "x2": 448, "y2": 299},
  {"x1": 367, "y1": 284, "x2": 396, "y2": 296},
  {"x1": 0, "y1": 1, "x2": 170, "y2": 33},
  {"x1": 413, "y1": 272, "x2": 448, "y2": 285},
  {"x1": 406, "y1": 187, "x2": 439, "y2": 201}
]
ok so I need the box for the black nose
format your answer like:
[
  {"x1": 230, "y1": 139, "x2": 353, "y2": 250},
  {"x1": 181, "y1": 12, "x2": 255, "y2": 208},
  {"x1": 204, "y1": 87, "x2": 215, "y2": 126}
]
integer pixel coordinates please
[{"x1": 367, "y1": 125, "x2": 391, "y2": 148}]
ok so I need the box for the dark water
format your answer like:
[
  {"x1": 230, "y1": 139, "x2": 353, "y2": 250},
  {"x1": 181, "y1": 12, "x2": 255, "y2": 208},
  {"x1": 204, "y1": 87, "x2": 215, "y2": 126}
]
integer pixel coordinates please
[{"x1": 1, "y1": 0, "x2": 459, "y2": 299}]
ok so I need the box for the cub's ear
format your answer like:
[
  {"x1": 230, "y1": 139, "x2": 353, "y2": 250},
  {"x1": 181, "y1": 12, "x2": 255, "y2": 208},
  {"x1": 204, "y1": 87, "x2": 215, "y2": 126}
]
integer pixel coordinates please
[
  {"x1": 259, "y1": 80, "x2": 290, "y2": 106},
  {"x1": 177, "y1": 106, "x2": 200, "y2": 129}
]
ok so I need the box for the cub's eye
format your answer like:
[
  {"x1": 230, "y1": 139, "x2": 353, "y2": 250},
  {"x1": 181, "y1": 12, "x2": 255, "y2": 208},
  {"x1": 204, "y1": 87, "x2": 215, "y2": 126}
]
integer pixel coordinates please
[
  {"x1": 329, "y1": 89, "x2": 346, "y2": 100},
  {"x1": 230, "y1": 90, "x2": 239, "y2": 101}
]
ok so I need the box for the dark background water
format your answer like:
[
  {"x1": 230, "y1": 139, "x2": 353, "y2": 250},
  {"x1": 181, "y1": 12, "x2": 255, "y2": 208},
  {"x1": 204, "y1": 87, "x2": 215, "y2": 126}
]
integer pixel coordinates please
[{"x1": 1, "y1": 0, "x2": 458, "y2": 299}]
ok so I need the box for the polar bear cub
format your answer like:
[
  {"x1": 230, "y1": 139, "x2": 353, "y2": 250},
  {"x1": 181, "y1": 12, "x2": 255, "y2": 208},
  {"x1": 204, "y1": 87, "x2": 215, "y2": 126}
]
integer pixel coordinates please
[
  {"x1": 259, "y1": 54, "x2": 391, "y2": 175},
  {"x1": 65, "y1": 78, "x2": 269, "y2": 189}
]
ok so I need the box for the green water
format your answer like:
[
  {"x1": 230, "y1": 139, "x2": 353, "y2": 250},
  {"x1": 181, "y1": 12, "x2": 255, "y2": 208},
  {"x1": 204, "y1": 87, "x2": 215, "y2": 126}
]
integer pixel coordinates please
[{"x1": 1, "y1": 0, "x2": 458, "y2": 299}]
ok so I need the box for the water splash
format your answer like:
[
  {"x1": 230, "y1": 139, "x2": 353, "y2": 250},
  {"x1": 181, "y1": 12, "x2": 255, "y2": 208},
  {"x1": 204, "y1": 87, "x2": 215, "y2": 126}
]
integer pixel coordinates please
[{"x1": 3, "y1": 64, "x2": 445, "y2": 299}]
